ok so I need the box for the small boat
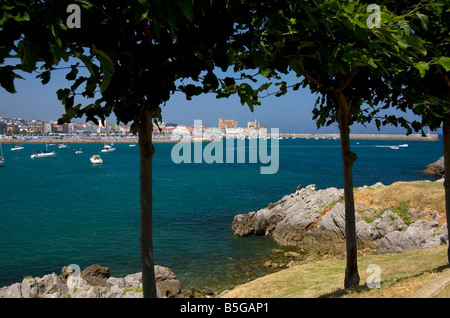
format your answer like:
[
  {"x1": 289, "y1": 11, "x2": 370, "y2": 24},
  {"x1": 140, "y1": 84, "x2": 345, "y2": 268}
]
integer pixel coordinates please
[
  {"x1": 31, "y1": 150, "x2": 56, "y2": 158},
  {"x1": 129, "y1": 144, "x2": 136, "y2": 147},
  {"x1": 90, "y1": 154, "x2": 103, "y2": 164},
  {"x1": 31, "y1": 144, "x2": 56, "y2": 158},
  {"x1": 75, "y1": 149, "x2": 83, "y2": 154},
  {"x1": 101, "y1": 144, "x2": 116, "y2": 153},
  {"x1": 389, "y1": 146, "x2": 400, "y2": 150},
  {"x1": 399, "y1": 144, "x2": 409, "y2": 148},
  {"x1": 58, "y1": 144, "x2": 68, "y2": 149},
  {"x1": 11, "y1": 145, "x2": 24, "y2": 151}
]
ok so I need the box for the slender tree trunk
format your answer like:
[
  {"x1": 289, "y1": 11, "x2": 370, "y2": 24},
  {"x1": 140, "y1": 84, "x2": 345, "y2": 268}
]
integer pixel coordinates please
[
  {"x1": 335, "y1": 91, "x2": 360, "y2": 288},
  {"x1": 443, "y1": 120, "x2": 450, "y2": 264},
  {"x1": 137, "y1": 109, "x2": 157, "y2": 298}
]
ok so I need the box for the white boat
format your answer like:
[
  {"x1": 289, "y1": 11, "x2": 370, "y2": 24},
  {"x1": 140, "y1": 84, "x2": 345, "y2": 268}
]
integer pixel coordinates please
[
  {"x1": 399, "y1": 144, "x2": 409, "y2": 147},
  {"x1": 31, "y1": 150, "x2": 56, "y2": 158},
  {"x1": 11, "y1": 145, "x2": 24, "y2": 151},
  {"x1": 75, "y1": 149, "x2": 83, "y2": 154},
  {"x1": 31, "y1": 144, "x2": 56, "y2": 158},
  {"x1": 90, "y1": 154, "x2": 103, "y2": 164},
  {"x1": 389, "y1": 146, "x2": 400, "y2": 150},
  {"x1": 101, "y1": 144, "x2": 116, "y2": 153},
  {"x1": 58, "y1": 144, "x2": 68, "y2": 149},
  {"x1": 129, "y1": 144, "x2": 136, "y2": 147}
]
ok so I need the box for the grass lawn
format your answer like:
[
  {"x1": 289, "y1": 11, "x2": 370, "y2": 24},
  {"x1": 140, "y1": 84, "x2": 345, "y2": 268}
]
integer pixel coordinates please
[{"x1": 222, "y1": 245, "x2": 449, "y2": 298}]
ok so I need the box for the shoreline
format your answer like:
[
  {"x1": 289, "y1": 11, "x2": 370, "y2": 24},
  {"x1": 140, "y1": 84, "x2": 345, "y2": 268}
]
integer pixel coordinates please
[
  {"x1": 0, "y1": 132, "x2": 439, "y2": 144},
  {"x1": 0, "y1": 179, "x2": 447, "y2": 297}
]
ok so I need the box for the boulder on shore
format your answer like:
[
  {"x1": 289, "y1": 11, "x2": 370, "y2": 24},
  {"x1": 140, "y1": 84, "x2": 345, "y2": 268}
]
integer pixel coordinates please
[
  {"x1": 232, "y1": 183, "x2": 448, "y2": 255},
  {"x1": 425, "y1": 156, "x2": 445, "y2": 178},
  {"x1": 0, "y1": 265, "x2": 182, "y2": 298}
]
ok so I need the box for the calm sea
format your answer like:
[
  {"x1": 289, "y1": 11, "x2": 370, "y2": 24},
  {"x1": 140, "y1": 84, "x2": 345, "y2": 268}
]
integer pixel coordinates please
[{"x1": 0, "y1": 138, "x2": 443, "y2": 291}]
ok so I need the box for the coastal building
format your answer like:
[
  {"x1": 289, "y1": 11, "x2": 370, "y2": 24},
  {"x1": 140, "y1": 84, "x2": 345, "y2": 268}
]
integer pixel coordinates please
[
  {"x1": 28, "y1": 120, "x2": 45, "y2": 134},
  {"x1": 225, "y1": 127, "x2": 244, "y2": 137},
  {"x1": 247, "y1": 119, "x2": 260, "y2": 129},
  {"x1": 43, "y1": 121, "x2": 52, "y2": 134},
  {"x1": 172, "y1": 125, "x2": 191, "y2": 139},
  {"x1": 6, "y1": 124, "x2": 19, "y2": 134},
  {"x1": 204, "y1": 127, "x2": 223, "y2": 140},
  {"x1": 218, "y1": 117, "x2": 237, "y2": 129}
]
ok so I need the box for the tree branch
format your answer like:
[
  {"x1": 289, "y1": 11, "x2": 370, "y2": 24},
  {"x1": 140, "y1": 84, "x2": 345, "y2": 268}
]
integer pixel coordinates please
[
  {"x1": 440, "y1": 70, "x2": 450, "y2": 91},
  {"x1": 335, "y1": 68, "x2": 357, "y2": 94},
  {"x1": 303, "y1": 72, "x2": 326, "y2": 89}
]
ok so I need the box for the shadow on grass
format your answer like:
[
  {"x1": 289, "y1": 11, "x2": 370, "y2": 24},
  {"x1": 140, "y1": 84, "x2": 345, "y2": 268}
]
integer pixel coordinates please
[
  {"x1": 319, "y1": 285, "x2": 371, "y2": 298},
  {"x1": 318, "y1": 264, "x2": 450, "y2": 298}
]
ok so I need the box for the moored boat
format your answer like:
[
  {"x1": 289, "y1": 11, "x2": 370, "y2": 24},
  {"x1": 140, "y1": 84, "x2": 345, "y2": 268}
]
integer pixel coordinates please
[
  {"x1": 90, "y1": 154, "x2": 103, "y2": 164},
  {"x1": 31, "y1": 150, "x2": 56, "y2": 158},
  {"x1": 11, "y1": 145, "x2": 24, "y2": 151},
  {"x1": 31, "y1": 144, "x2": 56, "y2": 158},
  {"x1": 101, "y1": 144, "x2": 116, "y2": 153}
]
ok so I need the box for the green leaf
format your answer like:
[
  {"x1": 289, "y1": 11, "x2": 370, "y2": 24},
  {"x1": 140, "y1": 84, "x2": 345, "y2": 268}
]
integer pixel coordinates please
[
  {"x1": 416, "y1": 13, "x2": 429, "y2": 31},
  {"x1": 344, "y1": 2, "x2": 355, "y2": 14},
  {"x1": 17, "y1": 38, "x2": 38, "y2": 73},
  {"x1": 91, "y1": 45, "x2": 115, "y2": 93},
  {"x1": 0, "y1": 66, "x2": 22, "y2": 93},
  {"x1": 438, "y1": 56, "x2": 450, "y2": 72},
  {"x1": 413, "y1": 61, "x2": 429, "y2": 78},
  {"x1": 260, "y1": 69, "x2": 271, "y2": 78},
  {"x1": 179, "y1": 0, "x2": 193, "y2": 21}
]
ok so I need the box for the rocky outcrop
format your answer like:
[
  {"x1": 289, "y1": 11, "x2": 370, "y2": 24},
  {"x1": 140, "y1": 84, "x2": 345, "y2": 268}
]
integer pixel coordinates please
[
  {"x1": 232, "y1": 184, "x2": 448, "y2": 255},
  {"x1": 425, "y1": 156, "x2": 445, "y2": 178},
  {"x1": 377, "y1": 220, "x2": 447, "y2": 253},
  {"x1": 0, "y1": 265, "x2": 182, "y2": 298}
]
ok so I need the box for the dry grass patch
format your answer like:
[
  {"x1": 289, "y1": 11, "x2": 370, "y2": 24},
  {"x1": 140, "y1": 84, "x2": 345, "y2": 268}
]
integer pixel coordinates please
[
  {"x1": 354, "y1": 181, "x2": 445, "y2": 224},
  {"x1": 222, "y1": 245, "x2": 449, "y2": 298}
]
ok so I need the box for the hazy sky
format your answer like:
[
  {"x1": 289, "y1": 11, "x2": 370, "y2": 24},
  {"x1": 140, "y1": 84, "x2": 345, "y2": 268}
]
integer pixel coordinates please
[{"x1": 0, "y1": 64, "x2": 420, "y2": 134}]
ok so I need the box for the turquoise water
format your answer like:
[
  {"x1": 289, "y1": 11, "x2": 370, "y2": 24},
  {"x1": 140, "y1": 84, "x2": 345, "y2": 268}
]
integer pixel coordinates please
[{"x1": 0, "y1": 138, "x2": 443, "y2": 290}]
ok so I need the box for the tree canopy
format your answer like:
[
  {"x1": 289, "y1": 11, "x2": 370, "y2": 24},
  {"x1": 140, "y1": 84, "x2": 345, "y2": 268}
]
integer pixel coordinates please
[
  {"x1": 0, "y1": 0, "x2": 254, "y2": 297},
  {"x1": 217, "y1": 0, "x2": 445, "y2": 287}
]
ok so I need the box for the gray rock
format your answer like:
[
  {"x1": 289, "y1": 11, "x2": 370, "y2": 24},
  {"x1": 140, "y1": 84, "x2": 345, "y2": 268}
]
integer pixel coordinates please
[
  {"x1": 375, "y1": 210, "x2": 407, "y2": 237},
  {"x1": 232, "y1": 184, "x2": 344, "y2": 248},
  {"x1": 0, "y1": 283, "x2": 21, "y2": 298},
  {"x1": 20, "y1": 277, "x2": 38, "y2": 298},
  {"x1": 370, "y1": 182, "x2": 385, "y2": 189},
  {"x1": 37, "y1": 273, "x2": 68, "y2": 296},
  {"x1": 0, "y1": 264, "x2": 181, "y2": 298},
  {"x1": 377, "y1": 220, "x2": 440, "y2": 253}
]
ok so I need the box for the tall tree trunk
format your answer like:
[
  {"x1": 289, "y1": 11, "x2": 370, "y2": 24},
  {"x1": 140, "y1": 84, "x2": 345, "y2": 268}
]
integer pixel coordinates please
[
  {"x1": 335, "y1": 91, "x2": 360, "y2": 288},
  {"x1": 443, "y1": 119, "x2": 450, "y2": 264},
  {"x1": 137, "y1": 109, "x2": 157, "y2": 298}
]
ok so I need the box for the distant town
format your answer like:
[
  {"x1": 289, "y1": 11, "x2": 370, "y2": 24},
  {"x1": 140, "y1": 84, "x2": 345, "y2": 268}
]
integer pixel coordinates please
[
  {"x1": 0, "y1": 116, "x2": 438, "y2": 142},
  {"x1": 0, "y1": 116, "x2": 271, "y2": 141}
]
